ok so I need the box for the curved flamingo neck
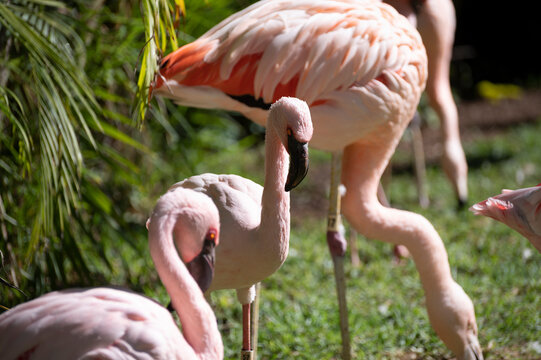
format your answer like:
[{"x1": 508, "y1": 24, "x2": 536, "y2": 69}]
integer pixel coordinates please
[
  {"x1": 341, "y1": 142, "x2": 454, "y2": 293},
  {"x1": 259, "y1": 121, "x2": 290, "y2": 268},
  {"x1": 149, "y1": 212, "x2": 223, "y2": 360}
]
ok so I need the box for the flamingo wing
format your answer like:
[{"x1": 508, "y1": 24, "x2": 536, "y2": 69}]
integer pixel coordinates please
[
  {"x1": 170, "y1": 173, "x2": 263, "y2": 230},
  {"x1": 155, "y1": 0, "x2": 426, "y2": 131}
]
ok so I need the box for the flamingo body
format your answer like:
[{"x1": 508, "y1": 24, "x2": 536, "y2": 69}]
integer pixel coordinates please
[
  {"x1": 172, "y1": 173, "x2": 270, "y2": 292},
  {"x1": 0, "y1": 288, "x2": 189, "y2": 360},
  {"x1": 154, "y1": 0, "x2": 426, "y2": 152},
  {"x1": 0, "y1": 188, "x2": 223, "y2": 360},
  {"x1": 166, "y1": 98, "x2": 312, "y2": 353},
  {"x1": 168, "y1": 97, "x2": 313, "y2": 302},
  {"x1": 153, "y1": 1, "x2": 482, "y2": 358},
  {"x1": 470, "y1": 185, "x2": 541, "y2": 253}
]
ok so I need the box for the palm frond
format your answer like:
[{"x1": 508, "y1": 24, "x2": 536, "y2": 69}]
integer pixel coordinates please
[
  {"x1": 0, "y1": 88, "x2": 32, "y2": 172},
  {"x1": 133, "y1": 0, "x2": 185, "y2": 126},
  {"x1": 0, "y1": 2, "x2": 104, "y2": 254}
]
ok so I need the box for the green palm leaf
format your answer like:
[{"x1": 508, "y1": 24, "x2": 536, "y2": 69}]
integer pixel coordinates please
[
  {"x1": 0, "y1": 1, "x2": 100, "y2": 250},
  {"x1": 134, "y1": 0, "x2": 185, "y2": 126},
  {"x1": 0, "y1": 1, "x2": 150, "y2": 303}
]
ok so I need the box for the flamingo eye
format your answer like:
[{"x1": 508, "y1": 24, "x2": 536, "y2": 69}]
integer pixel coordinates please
[{"x1": 206, "y1": 229, "x2": 218, "y2": 244}]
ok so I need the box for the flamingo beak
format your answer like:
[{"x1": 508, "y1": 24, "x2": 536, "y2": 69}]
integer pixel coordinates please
[
  {"x1": 185, "y1": 238, "x2": 216, "y2": 293},
  {"x1": 285, "y1": 132, "x2": 309, "y2": 192}
]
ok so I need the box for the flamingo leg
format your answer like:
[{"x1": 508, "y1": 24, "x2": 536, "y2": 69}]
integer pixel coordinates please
[
  {"x1": 409, "y1": 112, "x2": 429, "y2": 208},
  {"x1": 241, "y1": 303, "x2": 253, "y2": 360},
  {"x1": 326, "y1": 151, "x2": 351, "y2": 360},
  {"x1": 348, "y1": 227, "x2": 361, "y2": 268},
  {"x1": 417, "y1": 0, "x2": 468, "y2": 207},
  {"x1": 251, "y1": 282, "x2": 261, "y2": 360}
]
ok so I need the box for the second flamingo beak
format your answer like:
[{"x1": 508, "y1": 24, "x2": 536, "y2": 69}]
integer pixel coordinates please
[
  {"x1": 185, "y1": 238, "x2": 216, "y2": 293},
  {"x1": 285, "y1": 132, "x2": 309, "y2": 192}
]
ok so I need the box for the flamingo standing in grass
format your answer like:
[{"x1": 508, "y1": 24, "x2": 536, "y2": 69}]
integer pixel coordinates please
[
  {"x1": 0, "y1": 188, "x2": 223, "y2": 360},
  {"x1": 166, "y1": 97, "x2": 313, "y2": 357},
  {"x1": 470, "y1": 184, "x2": 541, "y2": 253},
  {"x1": 152, "y1": 1, "x2": 482, "y2": 358}
]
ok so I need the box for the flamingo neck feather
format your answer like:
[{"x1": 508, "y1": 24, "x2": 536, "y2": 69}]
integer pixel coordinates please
[
  {"x1": 149, "y1": 212, "x2": 222, "y2": 360},
  {"x1": 259, "y1": 119, "x2": 290, "y2": 268}
]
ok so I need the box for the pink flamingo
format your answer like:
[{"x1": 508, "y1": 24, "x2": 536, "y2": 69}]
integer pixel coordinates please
[
  {"x1": 470, "y1": 184, "x2": 541, "y2": 253},
  {"x1": 0, "y1": 188, "x2": 223, "y2": 360},
  {"x1": 385, "y1": 0, "x2": 468, "y2": 206},
  {"x1": 152, "y1": 1, "x2": 482, "y2": 358},
  {"x1": 167, "y1": 97, "x2": 313, "y2": 356}
]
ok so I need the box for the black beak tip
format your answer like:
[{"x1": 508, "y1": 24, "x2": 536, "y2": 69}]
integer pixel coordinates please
[
  {"x1": 284, "y1": 165, "x2": 308, "y2": 192},
  {"x1": 285, "y1": 135, "x2": 309, "y2": 192}
]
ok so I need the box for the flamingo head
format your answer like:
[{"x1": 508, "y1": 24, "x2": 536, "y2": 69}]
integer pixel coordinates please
[
  {"x1": 154, "y1": 188, "x2": 220, "y2": 293},
  {"x1": 269, "y1": 97, "x2": 314, "y2": 191},
  {"x1": 185, "y1": 228, "x2": 219, "y2": 293},
  {"x1": 470, "y1": 184, "x2": 541, "y2": 252},
  {"x1": 174, "y1": 202, "x2": 220, "y2": 293}
]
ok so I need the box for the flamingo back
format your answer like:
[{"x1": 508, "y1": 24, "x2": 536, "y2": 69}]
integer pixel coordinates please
[
  {"x1": 0, "y1": 288, "x2": 189, "y2": 360},
  {"x1": 154, "y1": 0, "x2": 427, "y2": 151},
  {"x1": 168, "y1": 174, "x2": 267, "y2": 291}
]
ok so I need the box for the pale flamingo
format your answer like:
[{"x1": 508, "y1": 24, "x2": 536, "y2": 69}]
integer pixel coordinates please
[
  {"x1": 152, "y1": 1, "x2": 482, "y2": 358},
  {"x1": 166, "y1": 97, "x2": 313, "y2": 356},
  {"x1": 470, "y1": 184, "x2": 541, "y2": 253},
  {"x1": 384, "y1": 0, "x2": 468, "y2": 206},
  {"x1": 0, "y1": 188, "x2": 223, "y2": 360}
]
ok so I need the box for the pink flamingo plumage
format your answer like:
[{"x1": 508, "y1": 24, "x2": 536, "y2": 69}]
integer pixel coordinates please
[
  {"x1": 385, "y1": 0, "x2": 468, "y2": 206},
  {"x1": 167, "y1": 97, "x2": 313, "y2": 354},
  {"x1": 470, "y1": 184, "x2": 541, "y2": 253},
  {"x1": 152, "y1": 1, "x2": 482, "y2": 358},
  {"x1": 0, "y1": 188, "x2": 223, "y2": 360}
]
